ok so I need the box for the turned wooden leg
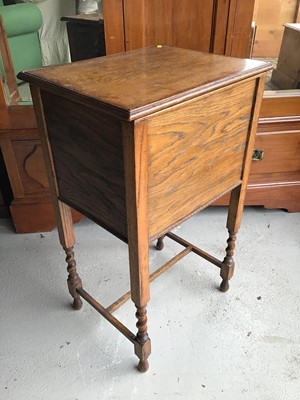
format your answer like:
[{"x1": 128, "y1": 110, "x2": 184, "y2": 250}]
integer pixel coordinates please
[
  {"x1": 134, "y1": 305, "x2": 151, "y2": 372},
  {"x1": 156, "y1": 235, "x2": 165, "y2": 251},
  {"x1": 30, "y1": 87, "x2": 84, "y2": 310},
  {"x1": 123, "y1": 120, "x2": 151, "y2": 372},
  {"x1": 219, "y1": 78, "x2": 265, "y2": 291},
  {"x1": 219, "y1": 169, "x2": 254, "y2": 291},
  {"x1": 220, "y1": 230, "x2": 237, "y2": 292},
  {"x1": 220, "y1": 185, "x2": 243, "y2": 292},
  {"x1": 65, "y1": 247, "x2": 83, "y2": 310}
]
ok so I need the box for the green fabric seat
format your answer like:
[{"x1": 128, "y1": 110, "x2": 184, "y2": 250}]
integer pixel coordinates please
[{"x1": 0, "y1": 0, "x2": 43, "y2": 83}]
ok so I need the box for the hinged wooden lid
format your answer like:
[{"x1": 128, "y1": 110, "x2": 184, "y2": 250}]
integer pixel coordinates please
[{"x1": 18, "y1": 46, "x2": 272, "y2": 121}]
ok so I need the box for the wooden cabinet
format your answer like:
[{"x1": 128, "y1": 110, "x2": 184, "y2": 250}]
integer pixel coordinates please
[
  {"x1": 247, "y1": 135, "x2": 300, "y2": 212},
  {"x1": 0, "y1": 99, "x2": 83, "y2": 232},
  {"x1": 0, "y1": 69, "x2": 55, "y2": 232},
  {"x1": 245, "y1": 97, "x2": 300, "y2": 212},
  {"x1": 61, "y1": 13, "x2": 106, "y2": 62},
  {"x1": 0, "y1": 120, "x2": 53, "y2": 232},
  {"x1": 103, "y1": 0, "x2": 255, "y2": 57},
  {"x1": 1, "y1": 0, "x2": 298, "y2": 233}
]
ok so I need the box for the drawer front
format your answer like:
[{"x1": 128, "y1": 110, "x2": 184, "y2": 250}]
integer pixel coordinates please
[
  {"x1": 250, "y1": 131, "x2": 300, "y2": 178},
  {"x1": 147, "y1": 79, "x2": 257, "y2": 239}
]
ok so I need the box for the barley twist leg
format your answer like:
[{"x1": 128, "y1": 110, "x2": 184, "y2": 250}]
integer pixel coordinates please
[{"x1": 65, "y1": 247, "x2": 83, "y2": 310}]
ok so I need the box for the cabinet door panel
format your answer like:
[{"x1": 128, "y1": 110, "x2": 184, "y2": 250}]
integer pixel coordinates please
[
  {"x1": 12, "y1": 139, "x2": 49, "y2": 195},
  {"x1": 103, "y1": 0, "x2": 255, "y2": 57},
  {"x1": 123, "y1": 0, "x2": 214, "y2": 52}
]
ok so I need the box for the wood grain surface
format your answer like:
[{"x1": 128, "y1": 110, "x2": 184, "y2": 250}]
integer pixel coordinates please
[
  {"x1": 147, "y1": 79, "x2": 257, "y2": 239},
  {"x1": 123, "y1": 120, "x2": 150, "y2": 304},
  {"x1": 122, "y1": 0, "x2": 214, "y2": 52},
  {"x1": 19, "y1": 46, "x2": 271, "y2": 121},
  {"x1": 103, "y1": 0, "x2": 256, "y2": 58},
  {"x1": 21, "y1": 47, "x2": 272, "y2": 241},
  {"x1": 41, "y1": 91, "x2": 127, "y2": 239}
]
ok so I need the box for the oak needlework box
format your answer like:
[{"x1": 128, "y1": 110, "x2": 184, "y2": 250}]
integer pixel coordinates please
[{"x1": 19, "y1": 46, "x2": 271, "y2": 372}]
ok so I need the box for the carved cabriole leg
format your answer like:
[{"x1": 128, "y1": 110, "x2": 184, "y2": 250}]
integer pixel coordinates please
[
  {"x1": 30, "y1": 86, "x2": 83, "y2": 309},
  {"x1": 123, "y1": 120, "x2": 151, "y2": 372},
  {"x1": 65, "y1": 247, "x2": 83, "y2": 310}
]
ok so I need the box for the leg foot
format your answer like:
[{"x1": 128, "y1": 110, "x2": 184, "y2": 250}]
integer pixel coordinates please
[
  {"x1": 134, "y1": 339, "x2": 151, "y2": 373},
  {"x1": 137, "y1": 359, "x2": 149, "y2": 373},
  {"x1": 220, "y1": 230, "x2": 237, "y2": 293},
  {"x1": 156, "y1": 236, "x2": 165, "y2": 251},
  {"x1": 134, "y1": 305, "x2": 151, "y2": 372},
  {"x1": 220, "y1": 279, "x2": 229, "y2": 292},
  {"x1": 72, "y1": 297, "x2": 83, "y2": 310}
]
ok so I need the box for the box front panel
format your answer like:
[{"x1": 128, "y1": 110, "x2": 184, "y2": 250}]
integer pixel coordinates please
[
  {"x1": 147, "y1": 79, "x2": 257, "y2": 239},
  {"x1": 41, "y1": 92, "x2": 128, "y2": 239}
]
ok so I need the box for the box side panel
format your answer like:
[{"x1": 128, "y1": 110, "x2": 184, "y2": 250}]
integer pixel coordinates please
[
  {"x1": 147, "y1": 79, "x2": 256, "y2": 239},
  {"x1": 41, "y1": 91, "x2": 127, "y2": 240}
]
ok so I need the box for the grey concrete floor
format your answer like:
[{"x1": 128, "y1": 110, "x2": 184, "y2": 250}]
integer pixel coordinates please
[{"x1": 0, "y1": 207, "x2": 299, "y2": 400}]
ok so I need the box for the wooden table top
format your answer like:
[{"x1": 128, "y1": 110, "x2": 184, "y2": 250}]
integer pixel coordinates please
[
  {"x1": 18, "y1": 46, "x2": 272, "y2": 120},
  {"x1": 61, "y1": 13, "x2": 104, "y2": 24}
]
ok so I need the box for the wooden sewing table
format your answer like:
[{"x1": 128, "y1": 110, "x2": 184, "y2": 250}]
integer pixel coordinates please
[{"x1": 19, "y1": 46, "x2": 271, "y2": 372}]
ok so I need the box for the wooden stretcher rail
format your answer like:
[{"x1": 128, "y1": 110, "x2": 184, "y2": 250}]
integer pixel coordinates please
[
  {"x1": 107, "y1": 245, "x2": 192, "y2": 313},
  {"x1": 106, "y1": 232, "x2": 223, "y2": 313},
  {"x1": 166, "y1": 232, "x2": 223, "y2": 268},
  {"x1": 76, "y1": 287, "x2": 136, "y2": 343}
]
